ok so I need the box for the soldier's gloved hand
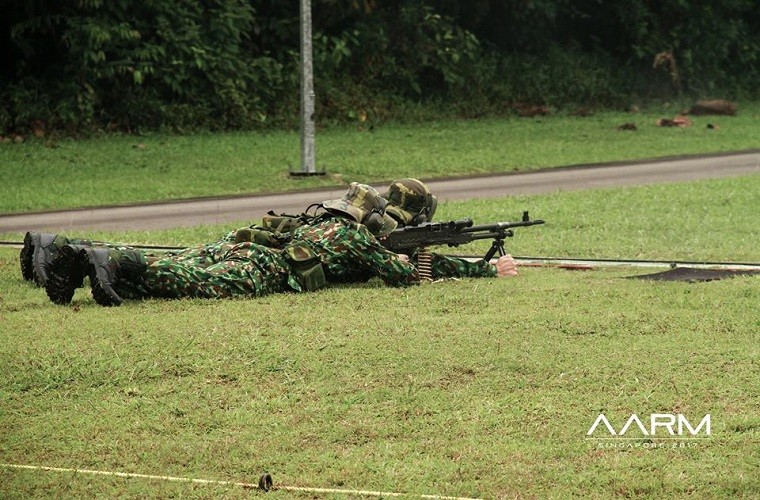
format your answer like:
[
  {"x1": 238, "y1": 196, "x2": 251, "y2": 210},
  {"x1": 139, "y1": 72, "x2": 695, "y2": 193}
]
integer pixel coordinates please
[{"x1": 496, "y1": 254, "x2": 518, "y2": 277}]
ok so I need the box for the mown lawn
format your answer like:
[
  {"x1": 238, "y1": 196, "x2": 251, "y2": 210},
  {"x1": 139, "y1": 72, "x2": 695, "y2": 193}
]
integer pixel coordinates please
[
  {"x1": 1, "y1": 176, "x2": 759, "y2": 498},
  {"x1": 1, "y1": 103, "x2": 759, "y2": 214},
  {"x1": 1, "y1": 260, "x2": 758, "y2": 498}
]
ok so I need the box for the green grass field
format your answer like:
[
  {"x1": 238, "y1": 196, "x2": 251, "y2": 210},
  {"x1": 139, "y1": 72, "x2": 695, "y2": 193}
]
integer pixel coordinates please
[
  {"x1": 2, "y1": 176, "x2": 759, "y2": 498},
  {"x1": 1, "y1": 103, "x2": 759, "y2": 214}
]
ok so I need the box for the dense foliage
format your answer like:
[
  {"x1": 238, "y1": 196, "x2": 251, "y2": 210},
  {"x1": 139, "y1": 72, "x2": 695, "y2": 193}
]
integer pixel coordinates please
[{"x1": 1, "y1": 0, "x2": 759, "y2": 134}]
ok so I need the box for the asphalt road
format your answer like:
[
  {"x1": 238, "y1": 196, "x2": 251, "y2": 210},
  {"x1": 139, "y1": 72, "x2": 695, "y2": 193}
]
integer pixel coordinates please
[{"x1": 2, "y1": 151, "x2": 758, "y2": 233}]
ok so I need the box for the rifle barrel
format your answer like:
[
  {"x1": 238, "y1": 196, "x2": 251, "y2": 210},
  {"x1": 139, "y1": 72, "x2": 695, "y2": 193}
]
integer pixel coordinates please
[{"x1": 461, "y1": 220, "x2": 544, "y2": 233}]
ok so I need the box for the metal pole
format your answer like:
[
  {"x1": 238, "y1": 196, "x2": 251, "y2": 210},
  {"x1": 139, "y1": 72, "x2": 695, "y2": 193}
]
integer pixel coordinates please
[{"x1": 292, "y1": 0, "x2": 324, "y2": 176}]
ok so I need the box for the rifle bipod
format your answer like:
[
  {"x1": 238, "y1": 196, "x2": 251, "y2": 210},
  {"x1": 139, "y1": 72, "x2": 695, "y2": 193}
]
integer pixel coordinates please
[{"x1": 483, "y1": 237, "x2": 508, "y2": 262}]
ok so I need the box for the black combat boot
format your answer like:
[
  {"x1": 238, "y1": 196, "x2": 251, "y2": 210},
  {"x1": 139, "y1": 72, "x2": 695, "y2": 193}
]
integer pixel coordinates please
[
  {"x1": 86, "y1": 247, "x2": 122, "y2": 307},
  {"x1": 20, "y1": 232, "x2": 66, "y2": 285},
  {"x1": 87, "y1": 248, "x2": 147, "y2": 307},
  {"x1": 33, "y1": 233, "x2": 72, "y2": 286},
  {"x1": 45, "y1": 244, "x2": 91, "y2": 305}
]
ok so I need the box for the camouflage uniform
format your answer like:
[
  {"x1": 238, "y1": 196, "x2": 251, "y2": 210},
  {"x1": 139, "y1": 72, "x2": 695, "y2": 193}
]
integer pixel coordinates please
[
  {"x1": 113, "y1": 226, "x2": 268, "y2": 269},
  {"x1": 120, "y1": 241, "x2": 293, "y2": 300},
  {"x1": 115, "y1": 216, "x2": 416, "y2": 301},
  {"x1": 155, "y1": 229, "x2": 239, "y2": 268},
  {"x1": 425, "y1": 253, "x2": 498, "y2": 279}
]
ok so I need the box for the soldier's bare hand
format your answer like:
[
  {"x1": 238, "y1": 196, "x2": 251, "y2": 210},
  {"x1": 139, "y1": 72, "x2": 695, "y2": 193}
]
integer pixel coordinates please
[
  {"x1": 496, "y1": 254, "x2": 518, "y2": 277},
  {"x1": 397, "y1": 253, "x2": 410, "y2": 263}
]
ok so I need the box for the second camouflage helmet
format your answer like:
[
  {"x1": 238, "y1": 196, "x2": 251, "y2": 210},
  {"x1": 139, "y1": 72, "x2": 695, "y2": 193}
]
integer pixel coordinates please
[{"x1": 383, "y1": 178, "x2": 438, "y2": 226}]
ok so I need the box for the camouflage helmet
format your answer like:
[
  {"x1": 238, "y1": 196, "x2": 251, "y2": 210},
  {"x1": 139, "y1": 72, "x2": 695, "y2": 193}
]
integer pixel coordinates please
[
  {"x1": 383, "y1": 178, "x2": 438, "y2": 226},
  {"x1": 322, "y1": 182, "x2": 398, "y2": 237}
]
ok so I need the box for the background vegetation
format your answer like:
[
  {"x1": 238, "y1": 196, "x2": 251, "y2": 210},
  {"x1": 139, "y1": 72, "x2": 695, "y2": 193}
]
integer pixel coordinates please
[{"x1": 2, "y1": 0, "x2": 759, "y2": 134}]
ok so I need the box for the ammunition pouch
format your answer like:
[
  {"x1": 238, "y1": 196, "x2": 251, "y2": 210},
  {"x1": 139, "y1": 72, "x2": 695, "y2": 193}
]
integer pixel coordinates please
[
  {"x1": 262, "y1": 214, "x2": 308, "y2": 233},
  {"x1": 235, "y1": 227, "x2": 285, "y2": 248},
  {"x1": 282, "y1": 242, "x2": 326, "y2": 292}
]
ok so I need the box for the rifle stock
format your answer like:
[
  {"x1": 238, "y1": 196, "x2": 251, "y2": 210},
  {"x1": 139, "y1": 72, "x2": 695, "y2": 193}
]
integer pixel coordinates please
[{"x1": 381, "y1": 211, "x2": 544, "y2": 261}]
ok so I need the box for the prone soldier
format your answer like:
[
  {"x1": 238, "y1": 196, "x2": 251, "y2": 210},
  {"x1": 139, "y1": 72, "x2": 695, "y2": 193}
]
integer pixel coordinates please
[
  {"x1": 44, "y1": 183, "x2": 417, "y2": 306},
  {"x1": 21, "y1": 180, "x2": 526, "y2": 306}
]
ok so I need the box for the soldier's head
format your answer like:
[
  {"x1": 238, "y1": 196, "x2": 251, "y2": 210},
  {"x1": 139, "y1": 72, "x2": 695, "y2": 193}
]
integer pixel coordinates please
[
  {"x1": 383, "y1": 178, "x2": 438, "y2": 227},
  {"x1": 322, "y1": 182, "x2": 398, "y2": 237}
]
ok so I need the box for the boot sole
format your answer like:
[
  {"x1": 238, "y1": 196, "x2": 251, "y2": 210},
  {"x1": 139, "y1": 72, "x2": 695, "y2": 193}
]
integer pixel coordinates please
[{"x1": 20, "y1": 232, "x2": 38, "y2": 283}]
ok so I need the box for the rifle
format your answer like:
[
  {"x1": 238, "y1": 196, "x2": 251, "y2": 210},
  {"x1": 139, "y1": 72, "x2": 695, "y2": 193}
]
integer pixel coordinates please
[{"x1": 382, "y1": 211, "x2": 545, "y2": 262}]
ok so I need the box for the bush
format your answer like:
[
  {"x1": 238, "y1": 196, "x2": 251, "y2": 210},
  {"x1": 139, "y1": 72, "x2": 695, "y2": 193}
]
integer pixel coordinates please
[
  {"x1": 1, "y1": 0, "x2": 758, "y2": 135},
  {"x1": 1, "y1": 0, "x2": 288, "y2": 133}
]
